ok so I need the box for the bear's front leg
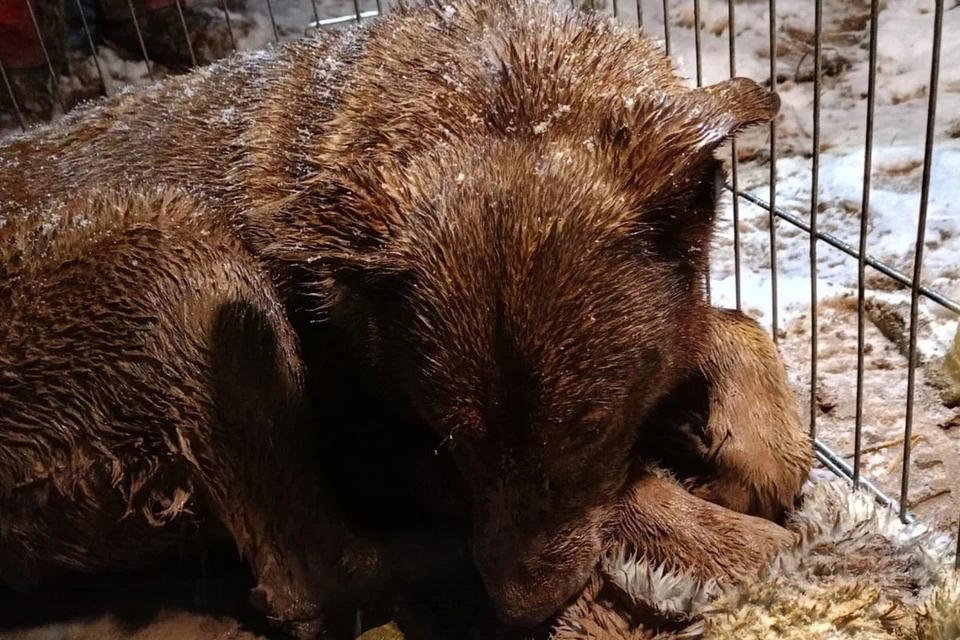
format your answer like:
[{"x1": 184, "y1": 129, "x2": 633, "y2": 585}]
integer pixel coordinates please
[{"x1": 637, "y1": 307, "x2": 813, "y2": 523}]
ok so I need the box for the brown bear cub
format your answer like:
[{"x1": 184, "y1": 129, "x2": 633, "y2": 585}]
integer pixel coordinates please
[{"x1": 0, "y1": 0, "x2": 808, "y2": 637}]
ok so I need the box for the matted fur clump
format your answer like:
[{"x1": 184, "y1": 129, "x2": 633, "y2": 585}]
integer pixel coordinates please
[{"x1": 553, "y1": 477, "x2": 960, "y2": 640}]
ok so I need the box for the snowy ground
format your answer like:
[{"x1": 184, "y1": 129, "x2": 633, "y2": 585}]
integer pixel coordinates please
[{"x1": 3, "y1": 0, "x2": 959, "y2": 531}]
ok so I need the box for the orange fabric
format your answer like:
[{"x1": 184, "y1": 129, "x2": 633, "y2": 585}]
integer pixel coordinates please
[
  {"x1": 0, "y1": 0, "x2": 45, "y2": 68},
  {"x1": 0, "y1": 0, "x2": 30, "y2": 24}
]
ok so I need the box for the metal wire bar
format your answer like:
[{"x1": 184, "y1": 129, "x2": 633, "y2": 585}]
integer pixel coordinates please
[
  {"x1": 900, "y1": 0, "x2": 944, "y2": 523},
  {"x1": 172, "y1": 0, "x2": 197, "y2": 68},
  {"x1": 854, "y1": 0, "x2": 881, "y2": 491},
  {"x1": 218, "y1": 0, "x2": 238, "y2": 53},
  {"x1": 0, "y1": 60, "x2": 27, "y2": 131},
  {"x1": 22, "y1": 0, "x2": 67, "y2": 114},
  {"x1": 310, "y1": 8, "x2": 379, "y2": 29},
  {"x1": 612, "y1": 0, "x2": 617, "y2": 20},
  {"x1": 307, "y1": 0, "x2": 320, "y2": 29},
  {"x1": 729, "y1": 148, "x2": 742, "y2": 311},
  {"x1": 73, "y1": 0, "x2": 107, "y2": 96},
  {"x1": 767, "y1": 0, "x2": 779, "y2": 344},
  {"x1": 355, "y1": 610, "x2": 364, "y2": 638},
  {"x1": 691, "y1": 0, "x2": 708, "y2": 303},
  {"x1": 692, "y1": 0, "x2": 702, "y2": 87},
  {"x1": 265, "y1": 0, "x2": 280, "y2": 42},
  {"x1": 635, "y1": 0, "x2": 642, "y2": 29},
  {"x1": 955, "y1": 522, "x2": 959, "y2": 571},
  {"x1": 376, "y1": 0, "x2": 382, "y2": 16},
  {"x1": 727, "y1": 0, "x2": 741, "y2": 311},
  {"x1": 814, "y1": 439, "x2": 915, "y2": 524},
  {"x1": 353, "y1": 0, "x2": 362, "y2": 21},
  {"x1": 808, "y1": 0, "x2": 822, "y2": 441},
  {"x1": 124, "y1": 0, "x2": 154, "y2": 81},
  {"x1": 661, "y1": 0, "x2": 670, "y2": 57},
  {"x1": 728, "y1": 187, "x2": 960, "y2": 316}
]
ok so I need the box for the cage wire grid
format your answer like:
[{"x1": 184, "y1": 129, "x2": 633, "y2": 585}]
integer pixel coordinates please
[{"x1": 2, "y1": 0, "x2": 958, "y2": 569}]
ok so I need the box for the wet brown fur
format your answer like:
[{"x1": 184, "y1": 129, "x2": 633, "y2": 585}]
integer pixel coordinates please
[
  {"x1": 680, "y1": 308, "x2": 812, "y2": 520},
  {"x1": 1, "y1": 0, "x2": 788, "y2": 633},
  {"x1": 550, "y1": 471, "x2": 801, "y2": 640},
  {"x1": 550, "y1": 309, "x2": 813, "y2": 639},
  {"x1": 612, "y1": 473, "x2": 799, "y2": 593},
  {"x1": 0, "y1": 187, "x2": 469, "y2": 639},
  {"x1": 637, "y1": 307, "x2": 813, "y2": 523},
  {"x1": 617, "y1": 307, "x2": 811, "y2": 584}
]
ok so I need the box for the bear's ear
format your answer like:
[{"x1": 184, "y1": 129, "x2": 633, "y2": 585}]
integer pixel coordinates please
[
  {"x1": 680, "y1": 76, "x2": 780, "y2": 158},
  {"x1": 606, "y1": 78, "x2": 778, "y2": 265},
  {"x1": 610, "y1": 76, "x2": 779, "y2": 206}
]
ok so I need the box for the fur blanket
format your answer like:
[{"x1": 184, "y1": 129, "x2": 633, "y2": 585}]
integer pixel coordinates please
[{"x1": 553, "y1": 475, "x2": 959, "y2": 640}]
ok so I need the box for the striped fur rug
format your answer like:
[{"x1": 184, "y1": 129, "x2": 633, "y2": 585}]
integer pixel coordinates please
[{"x1": 553, "y1": 476, "x2": 960, "y2": 640}]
